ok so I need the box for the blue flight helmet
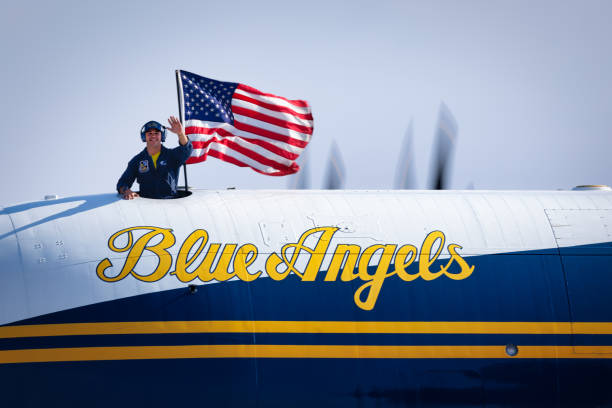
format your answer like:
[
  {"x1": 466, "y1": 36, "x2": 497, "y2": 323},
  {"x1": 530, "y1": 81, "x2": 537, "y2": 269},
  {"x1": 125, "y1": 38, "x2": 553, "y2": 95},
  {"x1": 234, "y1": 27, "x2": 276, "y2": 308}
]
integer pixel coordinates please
[{"x1": 140, "y1": 121, "x2": 166, "y2": 142}]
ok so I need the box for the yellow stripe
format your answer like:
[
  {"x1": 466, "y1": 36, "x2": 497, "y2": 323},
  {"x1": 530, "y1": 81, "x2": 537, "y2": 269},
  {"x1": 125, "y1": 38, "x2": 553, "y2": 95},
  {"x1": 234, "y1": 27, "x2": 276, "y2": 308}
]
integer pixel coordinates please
[
  {"x1": 2, "y1": 321, "x2": 612, "y2": 339},
  {"x1": 2, "y1": 345, "x2": 612, "y2": 364}
]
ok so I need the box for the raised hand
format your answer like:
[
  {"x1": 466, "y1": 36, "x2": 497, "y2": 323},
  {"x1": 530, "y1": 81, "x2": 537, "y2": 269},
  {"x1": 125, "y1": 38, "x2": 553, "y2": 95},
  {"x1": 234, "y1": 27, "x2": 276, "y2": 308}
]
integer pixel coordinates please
[
  {"x1": 167, "y1": 116, "x2": 189, "y2": 146},
  {"x1": 167, "y1": 116, "x2": 184, "y2": 135}
]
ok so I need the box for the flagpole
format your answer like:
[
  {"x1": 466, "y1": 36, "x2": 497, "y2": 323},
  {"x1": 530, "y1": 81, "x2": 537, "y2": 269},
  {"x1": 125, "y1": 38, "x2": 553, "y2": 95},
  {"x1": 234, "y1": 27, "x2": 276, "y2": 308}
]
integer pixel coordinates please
[{"x1": 175, "y1": 70, "x2": 188, "y2": 192}]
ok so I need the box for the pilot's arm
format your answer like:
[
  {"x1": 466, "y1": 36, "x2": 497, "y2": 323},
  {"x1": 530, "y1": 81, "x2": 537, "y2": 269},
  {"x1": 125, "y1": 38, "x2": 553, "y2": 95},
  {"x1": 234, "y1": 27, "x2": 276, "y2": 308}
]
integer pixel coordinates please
[
  {"x1": 117, "y1": 159, "x2": 139, "y2": 200},
  {"x1": 167, "y1": 116, "x2": 189, "y2": 146},
  {"x1": 167, "y1": 116, "x2": 193, "y2": 164}
]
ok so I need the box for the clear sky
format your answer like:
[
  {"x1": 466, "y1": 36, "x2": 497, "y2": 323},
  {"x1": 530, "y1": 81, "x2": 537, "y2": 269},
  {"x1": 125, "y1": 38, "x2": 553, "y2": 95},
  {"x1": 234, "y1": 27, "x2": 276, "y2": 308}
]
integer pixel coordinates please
[{"x1": 1, "y1": 0, "x2": 611, "y2": 204}]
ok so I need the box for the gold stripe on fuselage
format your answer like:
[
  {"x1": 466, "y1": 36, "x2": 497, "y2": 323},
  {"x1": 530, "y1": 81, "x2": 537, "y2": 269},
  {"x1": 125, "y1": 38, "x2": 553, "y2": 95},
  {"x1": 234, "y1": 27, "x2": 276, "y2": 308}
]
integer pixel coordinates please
[
  {"x1": 2, "y1": 321, "x2": 612, "y2": 339},
  {"x1": 2, "y1": 345, "x2": 612, "y2": 364}
]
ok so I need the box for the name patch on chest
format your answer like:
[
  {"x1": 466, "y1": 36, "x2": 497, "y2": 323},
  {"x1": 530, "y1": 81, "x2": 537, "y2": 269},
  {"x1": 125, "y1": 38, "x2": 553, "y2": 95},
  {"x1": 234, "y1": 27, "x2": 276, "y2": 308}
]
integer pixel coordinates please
[{"x1": 139, "y1": 160, "x2": 149, "y2": 173}]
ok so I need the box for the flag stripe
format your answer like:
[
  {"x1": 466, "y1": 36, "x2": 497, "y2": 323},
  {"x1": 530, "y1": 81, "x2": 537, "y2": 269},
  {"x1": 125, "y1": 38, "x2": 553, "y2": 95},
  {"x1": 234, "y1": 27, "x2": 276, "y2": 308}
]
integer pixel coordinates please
[
  {"x1": 233, "y1": 92, "x2": 313, "y2": 120},
  {"x1": 234, "y1": 88, "x2": 312, "y2": 116},
  {"x1": 237, "y1": 83, "x2": 309, "y2": 108},
  {"x1": 233, "y1": 114, "x2": 311, "y2": 142},
  {"x1": 232, "y1": 106, "x2": 313, "y2": 135},
  {"x1": 186, "y1": 155, "x2": 206, "y2": 164},
  {"x1": 194, "y1": 140, "x2": 298, "y2": 175},
  {"x1": 191, "y1": 143, "x2": 293, "y2": 174},
  {"x1": 240, "y1": 137, "x2": 300, "y2": 160},
  {"x1": 190, "y1": 136, "x2": 300, "y2": 161},
  {"x1": 189, "y1": 132, "x2": 295, "y2": 170},
  {"x1": 190, "y1": 137, "x2": 295, "y2": 168},
  {"x1": 192, "y1": 146, "x2": 277, "y2": 174},
  {"x1": 186, "y1": 123, "x2": 308, "y2": 150},
  {"x1": 208, "y1": 142, "x2": 292, "y2": 171},
  {"x1": 210, "y1": 150, "x2": 298, "y2": 176},
  {"x1": 231, "y1": 98, "x2": 314, "y2": 127}
]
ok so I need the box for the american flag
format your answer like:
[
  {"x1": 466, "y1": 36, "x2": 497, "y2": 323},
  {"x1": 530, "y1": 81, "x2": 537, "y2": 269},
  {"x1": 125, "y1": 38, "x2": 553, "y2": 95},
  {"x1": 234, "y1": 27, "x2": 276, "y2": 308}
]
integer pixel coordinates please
[{"x1": 177, "y1": 70, "x2": 313, "y2": 176}]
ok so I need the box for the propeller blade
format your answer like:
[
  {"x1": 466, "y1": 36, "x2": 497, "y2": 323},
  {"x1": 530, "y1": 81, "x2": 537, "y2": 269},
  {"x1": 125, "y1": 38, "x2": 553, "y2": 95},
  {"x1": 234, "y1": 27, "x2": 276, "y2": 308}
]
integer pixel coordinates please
[
  {"x1": 394, "y1": 119, "x2": 416, "y2": 189},
  {"x1": 287, "y1": 148, "x2": 311, "y2": 189},
  {"x1": 429, "y1": 102, "x2": 458, "y2": 190},
  {"x1": 324, "y1": 141, "x2": 346, "y2": 189}
]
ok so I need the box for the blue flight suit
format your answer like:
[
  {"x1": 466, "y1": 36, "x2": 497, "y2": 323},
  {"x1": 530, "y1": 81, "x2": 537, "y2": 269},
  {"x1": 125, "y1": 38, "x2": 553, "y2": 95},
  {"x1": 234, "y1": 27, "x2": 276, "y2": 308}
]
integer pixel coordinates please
[{"x1": 117, "y1": 142, "x2": 193, "y2": 199}]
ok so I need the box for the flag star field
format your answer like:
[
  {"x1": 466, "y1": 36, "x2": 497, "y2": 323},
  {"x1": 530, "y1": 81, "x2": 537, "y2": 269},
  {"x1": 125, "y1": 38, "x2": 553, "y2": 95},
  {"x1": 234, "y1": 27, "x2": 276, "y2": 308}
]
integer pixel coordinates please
[{"x1": 182, "y1": 74, "x2": 238, "y2": 124}]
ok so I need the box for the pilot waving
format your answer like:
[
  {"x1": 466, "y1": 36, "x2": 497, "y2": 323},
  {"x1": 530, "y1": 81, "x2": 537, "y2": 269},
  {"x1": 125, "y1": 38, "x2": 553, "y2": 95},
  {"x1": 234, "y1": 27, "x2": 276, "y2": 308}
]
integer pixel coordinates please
[{"x1": 117, "y1": 116, "x2": 192, "y2": 199}]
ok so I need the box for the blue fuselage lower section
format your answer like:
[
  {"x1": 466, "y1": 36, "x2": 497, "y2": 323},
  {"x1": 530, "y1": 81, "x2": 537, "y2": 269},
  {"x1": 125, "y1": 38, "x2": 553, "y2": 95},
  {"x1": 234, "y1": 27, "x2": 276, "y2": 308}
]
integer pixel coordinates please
[{"x1": 1, "y1": 244, "x2": 612, "y2": 407}]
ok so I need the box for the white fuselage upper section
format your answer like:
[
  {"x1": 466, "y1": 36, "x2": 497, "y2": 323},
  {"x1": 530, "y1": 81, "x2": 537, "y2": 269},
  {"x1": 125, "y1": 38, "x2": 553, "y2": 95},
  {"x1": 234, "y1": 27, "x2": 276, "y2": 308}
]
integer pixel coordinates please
[{"x1": 1, "y1": 189, "x2": 611, "y2": 325}]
